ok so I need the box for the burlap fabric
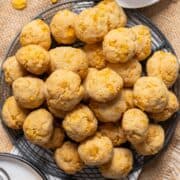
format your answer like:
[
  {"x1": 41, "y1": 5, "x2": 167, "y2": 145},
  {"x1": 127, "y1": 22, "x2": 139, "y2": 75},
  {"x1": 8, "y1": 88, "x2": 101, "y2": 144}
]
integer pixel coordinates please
[{"x1": 0, "y1": 0, "x2": 179, "y2": 179}]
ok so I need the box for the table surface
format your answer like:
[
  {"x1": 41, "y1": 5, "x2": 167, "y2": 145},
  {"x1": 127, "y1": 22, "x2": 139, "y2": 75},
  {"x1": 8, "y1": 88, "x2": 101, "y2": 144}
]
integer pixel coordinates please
[{"x1": 0, "y1": 0, "x2": 179, "y2": 180}]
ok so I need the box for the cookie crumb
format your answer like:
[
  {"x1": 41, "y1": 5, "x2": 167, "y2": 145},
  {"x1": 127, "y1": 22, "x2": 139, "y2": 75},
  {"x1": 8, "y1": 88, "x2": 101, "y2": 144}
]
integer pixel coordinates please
[
  {"x1": 51, "y1": 0, "x2": 58, "y2": 4},
  {"x1": 12, "y1": 0, "x2": 27, "y2": 10}
]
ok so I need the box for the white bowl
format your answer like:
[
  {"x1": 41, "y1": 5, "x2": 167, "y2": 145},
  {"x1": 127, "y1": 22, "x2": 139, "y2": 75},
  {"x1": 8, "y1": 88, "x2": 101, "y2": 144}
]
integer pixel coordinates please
[
  {"x1": 116, "y1": 0, "x2": 159, "y2": 9},
  {"x1": 0, "y1": 153, "x2": 46, "y2": 180}
]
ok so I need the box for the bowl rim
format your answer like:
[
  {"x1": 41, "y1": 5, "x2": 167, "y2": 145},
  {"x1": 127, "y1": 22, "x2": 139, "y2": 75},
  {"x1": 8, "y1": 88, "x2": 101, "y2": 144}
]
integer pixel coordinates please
[
  {"x1": 115, "y1": 0, "x2": 160, "y2": 9},
  {"x1": 0, "y1": 153, "x2": 47, "y2": 180}
]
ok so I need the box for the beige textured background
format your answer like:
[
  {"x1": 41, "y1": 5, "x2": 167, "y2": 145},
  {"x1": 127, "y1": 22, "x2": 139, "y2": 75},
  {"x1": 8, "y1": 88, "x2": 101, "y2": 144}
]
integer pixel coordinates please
[{"x1": 0, "y1": 0, "x2": 179, "y2": 179}]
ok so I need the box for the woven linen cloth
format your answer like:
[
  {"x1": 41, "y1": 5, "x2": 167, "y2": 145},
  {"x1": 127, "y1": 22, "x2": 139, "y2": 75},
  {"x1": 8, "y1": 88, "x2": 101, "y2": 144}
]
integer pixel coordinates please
[{"x1": 0, "y1": 0, "x2": 179, "y2": 179}]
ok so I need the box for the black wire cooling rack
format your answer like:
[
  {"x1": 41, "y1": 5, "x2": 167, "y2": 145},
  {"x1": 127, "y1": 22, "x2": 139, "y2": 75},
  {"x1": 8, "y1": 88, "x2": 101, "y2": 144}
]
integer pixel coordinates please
[{"x1": 0, "y1": 0, "x2": 179, "y2": 179}]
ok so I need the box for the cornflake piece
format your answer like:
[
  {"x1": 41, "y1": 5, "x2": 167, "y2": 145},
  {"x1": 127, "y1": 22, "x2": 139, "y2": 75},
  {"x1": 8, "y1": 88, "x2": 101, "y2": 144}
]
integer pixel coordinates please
[
  {"x1": 51, "y1": 0, "x2": 58, "y2": 4},
  {"x1": 11, "y1": 0, "x2": 27, "y2": 10}
]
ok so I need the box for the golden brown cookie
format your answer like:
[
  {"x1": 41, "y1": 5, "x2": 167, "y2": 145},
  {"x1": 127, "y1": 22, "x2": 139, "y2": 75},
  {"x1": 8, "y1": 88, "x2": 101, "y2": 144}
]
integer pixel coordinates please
[
  {"x1": 133, "y1": 77, "x2": 168, "y2": 113},
  {"x1": 20, "y1": 19, "x2": 51, "y2": 50},
  {"x1": 78, "y1": 133, "x2": 113, "y2": 166},
  {"x1": 50, "y1": 9, "x2": 77, "y2": 44},
  {"x1": 45, "y1": 69, "x2": 84, "y2": 111},
  {"x1": 49, "y1": 47, "x2": 88, "y2": 79},
  {"x1": 99, "y1": 148, "x2": 133, "y2": 179},
  {"x1": 149, "y1": 91, "x2": 179, "y2": 122},
  {"x1": 63, "y1": 104, "x2": 97, "y2": 142},
  {"x1": 96, "y1": 0, "x2": 127, "y2": 30},
  {"x1": 122, "y1": 108, "x2": 149, "y2": 144},
  {"x1": 47, "y1": 102, "x2": 67, "y2": 119},
  {"x1": 84, "y1": 68, "x2": 123, "y2": 102},
  {"x1": 103, "y1": 28, "x2": 136, "y2": 63},
  {"x1": 107, "y1": 59, "x2": 142, "y2": 87},
  {"x1": 23, "y1": 109, "x2": 54, "y2": 145},
  {"x1": 43, "y1": 127, "x2": 64, "y2": 149},
  {"x1": 84, "y1": 43, "x2": 106, "y2": 69},
  {"x1": 13, "y1": 77, "x2": 45, "y2": 109},
  {"x1": 16, "y1": 45, "x2": 50, "y2": 75},
  {"x1": 121, "y1": 89, "x2": 134, "y2": 110},
  {"x1": 147, "y1": 51, "x2": 179, "y2": 87},
  {"x1": 98, "y1": 123, "x2": 127, "y2": 146},
  {"x1": 74, "y1": 8, "x2": 108, "y2": 44},
  {"x1": 3, "y1": 56, "x2": 27, "y2": 85},
  {"x1": 2, "y1": 96, "x2": 28, "y2": 129},
  {"x1": 54, "y1": 141, "x2": 84, "y2": 174},
  {"x1": 89, "y1": 92, "x2": 127, "y2": 122},
  {"x1": 132, "y1": 25, "x2": 152, "y2": 61},
  {"x1": 133, "y1": 124, "x2": 165, "y2": 155}
]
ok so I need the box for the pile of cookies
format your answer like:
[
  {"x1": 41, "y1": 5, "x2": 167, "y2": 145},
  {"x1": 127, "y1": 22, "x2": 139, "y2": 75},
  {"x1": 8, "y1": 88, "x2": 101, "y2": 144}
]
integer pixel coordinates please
[{"x1": 2, "y1": 0, "x2": 179, "y2": 179}]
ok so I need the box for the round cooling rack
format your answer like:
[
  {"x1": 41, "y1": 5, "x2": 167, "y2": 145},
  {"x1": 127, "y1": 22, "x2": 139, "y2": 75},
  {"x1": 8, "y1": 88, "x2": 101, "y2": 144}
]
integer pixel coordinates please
[{"x1": 0, "y1": 0, "x2": 179, "y2": 179}]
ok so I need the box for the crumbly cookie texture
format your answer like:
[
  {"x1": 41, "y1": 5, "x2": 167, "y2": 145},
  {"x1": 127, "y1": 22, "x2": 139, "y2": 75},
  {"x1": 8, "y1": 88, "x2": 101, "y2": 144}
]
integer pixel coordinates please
[
  {"x1": 74, "y1": 8, "x2": 108, "y2": 44},
  {"x1": 47, "y1": 102, "x2": 67, "y2": 119},
  {"x1": 133, "y1": 124, "x2": 165, "y2": 155},
  {"x1": 133, "y1": 76, "x2": 168, "y2": 113},
  {"x1": 84, "y1": 68, "x2": 123, "y2": 103},
  {"x1": 84, "y1": 43, "x2": 106, "y2": 69},
  {"x1": 63, "y1": 104, "x2": 97, "y2": 142},
  {"x1": 50, "y1": 9, "x2": 77, "y2": 44},
  {"x1": 96, "y1": 0, "x2": 127, "y2": 30},
  {"x1": 121, "y1": 89, "x2": 134, "y2": 110},
  {"x1": 43, "y1": 127, "x2": 65, "y2": 149},
  {"x1": 54, "y1": 141, "x2": 84, "y2": 174},
  {"x1": 3, "y1": 56, "x2": 27, "y2": 85},
  {"x1": 20, "y1": 19, "x2": 51, "y2": 50},
  {"x1": 23, "y1": 109, "x2": 54, "y2": 145},
  {"x1": 82, "y1": 79, "x2": 90, "y2": 102},
  {"x1": 45, "y1": 69, "x2": 84, "y2": 111},
  {"x1": 103, "y1": 28, "x2": 136, "y2": 63},
  {"x1": 147, "y1": 51, "x2": 179, "y2": 87},
  {"x1": 122, "y1": 108, "x2": 149, "y2": 144},
  {"x1": 132, "y1": 25, "x2": 152, "y2": 61},
  {"x1": 13, "y1": 77, "x2": 45, "y2": 109},
  {"x1": 2, "y1": 96, "x2": 28, "y2": 129},
  {"x1": 99, "y1": 148, "x2": 133, "y2": 179},
  {"x1": 49, "y1": 47, "x2": 88, "y2": 79},
  {"x1": 16, "y1": 44, "x2": 50, "y2": 75},
  {"x1": 11, "y1": 0, "x2": 27, "y2": 10},
  {"x1": 149, "y1": 91, "x2": 179, "y2": 122},
  {"x1": 107, "y1": 59, "x2": 142, "y2": 87},
  {"x1": 78, "y1": 133, "x2": 113, "y2": 166},
  {"x1": 98, "y1": 123, "x2": 127, "y2": 146},
  {"x1": 89, "y1": 92, "x2": 127, "y2": 122}
]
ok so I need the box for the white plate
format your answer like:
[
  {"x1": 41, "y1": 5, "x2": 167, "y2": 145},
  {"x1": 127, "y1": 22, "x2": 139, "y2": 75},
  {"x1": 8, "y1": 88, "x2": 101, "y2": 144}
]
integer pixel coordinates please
[
  {"x1": 116, "y1": 0, "x2": 159, "y2": 9},
  {"x1": 0, "y1": 153, "x2": 46, "y2": 180}
]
